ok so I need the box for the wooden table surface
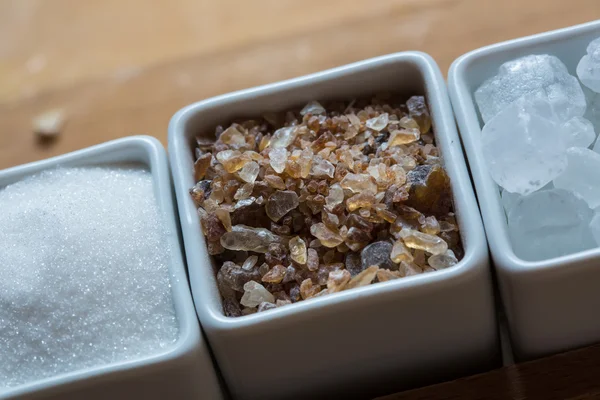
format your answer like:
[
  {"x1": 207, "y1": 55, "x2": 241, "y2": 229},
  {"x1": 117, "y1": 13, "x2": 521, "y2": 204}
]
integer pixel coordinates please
[
  {"x1": 2, "y1": 1, "x2": 600, "y2": 398},
  {"x1": 1, "y1": 0, "x2": 599, "y2": 170},
  {"x1": 378, "y1": 343, "x2": 600, "y2": 400}
]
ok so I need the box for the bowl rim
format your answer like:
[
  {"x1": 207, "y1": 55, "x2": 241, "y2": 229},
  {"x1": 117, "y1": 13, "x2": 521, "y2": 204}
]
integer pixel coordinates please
[
  {"x1": 0, "y1": 136, "x2": 202, "y2": 398},
  {"x1": 448, "y1": 19, "x2": 600, "y2": 275},
  {"x1": 168, "y1": 51, "x2": 490, "y2": 331}
]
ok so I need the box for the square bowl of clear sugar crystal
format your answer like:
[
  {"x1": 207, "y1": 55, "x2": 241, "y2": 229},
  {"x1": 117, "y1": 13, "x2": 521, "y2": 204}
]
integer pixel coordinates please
[
  {"x1": 449, "y1": 20, "x2": 600, "y2": 361},
  {"x1": 169, "y1": 52, "x2": 499, "y2": 400},
  {"x1": 0, "y1": 136, "x2": 223, "y2": 399}
]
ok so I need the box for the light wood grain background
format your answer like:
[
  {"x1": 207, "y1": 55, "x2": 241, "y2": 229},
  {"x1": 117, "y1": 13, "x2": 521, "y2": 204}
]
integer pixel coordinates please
[{"x1": 0, "y1": 0, "x2": 598, "y2": 170}]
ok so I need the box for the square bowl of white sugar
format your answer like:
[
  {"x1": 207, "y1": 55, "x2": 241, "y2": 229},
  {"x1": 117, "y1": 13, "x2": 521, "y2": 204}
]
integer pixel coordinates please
[
  {"x1": 169, "y1": 52, "x2": 499, "y2": 400},
  {"x1": 0, "y1": 136, "x2": 223, "y2": 400},
  {"x1": 449, "y1": 20, "x2": 600, "y2": 361}
]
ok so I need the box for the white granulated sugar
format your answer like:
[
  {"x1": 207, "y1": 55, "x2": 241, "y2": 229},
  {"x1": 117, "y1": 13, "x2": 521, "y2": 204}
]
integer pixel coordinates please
[{"x1": 0, "y1": 167, "x2": 178, "y2": 390}]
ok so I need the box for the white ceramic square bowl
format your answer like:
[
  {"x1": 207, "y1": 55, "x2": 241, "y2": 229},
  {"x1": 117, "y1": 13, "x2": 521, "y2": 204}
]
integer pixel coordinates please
[
  {"x1": 448, "y1": 20, "x2": 600, "y2": 361},
  {"x1": 0, "y1": 136, "x2": 223, "y2": 400},
  {"x1": 169, "y1": 52, "x2": 499, "y2": 400}
]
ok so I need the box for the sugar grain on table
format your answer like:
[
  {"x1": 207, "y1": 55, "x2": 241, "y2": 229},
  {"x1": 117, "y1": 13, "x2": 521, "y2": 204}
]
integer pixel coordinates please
[{"x1": 0, "y1": 167, "x2": 178, "y2": 390}]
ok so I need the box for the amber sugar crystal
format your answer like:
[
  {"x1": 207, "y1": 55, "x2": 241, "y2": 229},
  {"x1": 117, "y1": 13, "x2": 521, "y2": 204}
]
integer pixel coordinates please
[{"x1": 191, "y1": 94, "x2": 463, "y2": 316}]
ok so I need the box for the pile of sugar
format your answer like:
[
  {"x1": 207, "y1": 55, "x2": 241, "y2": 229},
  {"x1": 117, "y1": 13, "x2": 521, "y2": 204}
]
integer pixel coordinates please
[
  {"x1": 0, "y1": 167, "x2": 178, "y2": 390},
  {"x1": 474, "y1": 51, "x2": 600, "y2": 261}
]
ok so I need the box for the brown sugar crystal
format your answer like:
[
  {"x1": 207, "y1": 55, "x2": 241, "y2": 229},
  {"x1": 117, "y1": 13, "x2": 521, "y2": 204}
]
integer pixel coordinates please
[{"x1": 191, "y1": 95, "x2": 463, "y2": 316}]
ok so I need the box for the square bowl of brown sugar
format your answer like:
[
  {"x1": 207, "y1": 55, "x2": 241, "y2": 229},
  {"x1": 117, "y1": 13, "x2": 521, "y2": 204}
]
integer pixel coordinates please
[{"x1": 169, "y1": 52, "x2": 499, "y2": 400}]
